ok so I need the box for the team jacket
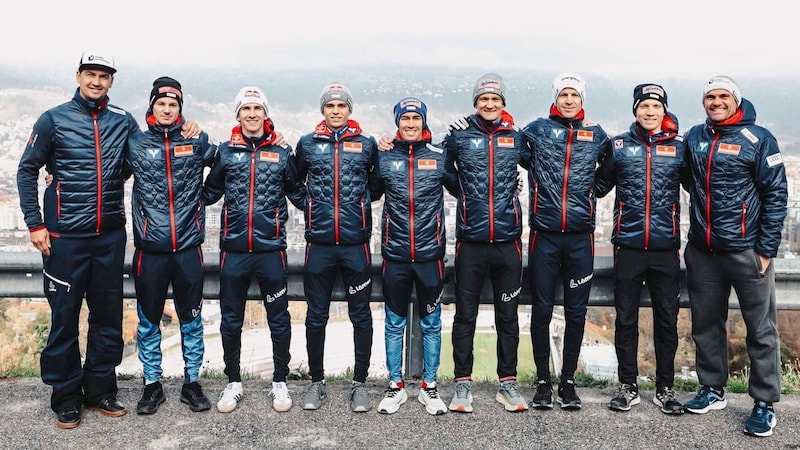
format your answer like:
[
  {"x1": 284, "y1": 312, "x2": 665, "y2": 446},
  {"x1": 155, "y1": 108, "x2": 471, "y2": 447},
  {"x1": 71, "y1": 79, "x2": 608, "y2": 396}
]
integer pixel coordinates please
[
  {"x1": 370, "y1": 129, "x2": 458, "y2": 262},
  {"x1": 442, "y1": 111, "x2": 523, "y2": 243},
  {"x1": 594, "y1": 113, "x2": 685, "y2": 250},
  {"x1": 290, "y1": 119, "x2": 378, "y2": 245},
  {"x1": 127, "y1": 112, "x2": 218, "y2": 253},
  {"x1": 203, "y1": 120, "x2": 303, "y2": 253},
  {"x1": 521, "y1": 106, "x2": 610, "y2": 234},
  {"x1": 683, "y1": 99, "x2": 787, "y2": 257},
  {"x1": 17, "y1": 88, "x2": 138, "y2": 238}
]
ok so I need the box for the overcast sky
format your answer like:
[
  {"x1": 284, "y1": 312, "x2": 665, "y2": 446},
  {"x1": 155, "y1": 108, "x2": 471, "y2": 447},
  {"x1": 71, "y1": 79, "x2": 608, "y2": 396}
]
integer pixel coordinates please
[{"x1": 4, "y1": 1, "x2": 795, "y2": 81}]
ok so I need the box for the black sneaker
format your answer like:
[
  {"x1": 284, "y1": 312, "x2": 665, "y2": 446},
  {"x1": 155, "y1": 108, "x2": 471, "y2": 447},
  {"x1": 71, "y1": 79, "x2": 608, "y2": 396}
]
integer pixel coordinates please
[
  {"x1": 609, "y1": 383, "x2": 640, "y2": 412},
  {"x1": 136, "y1": 381, "x2": 166, "y2": 415},
  {"x1": 181, "y1": 381, "x2": 212, "y2": 412},
  {"x1": 531, "y1": 379, "x2": 553, "y2": 410},
  {"x1": 56, "y1": 405, "x2": 82, "y2": 429},
  {"x1": 653, "y1": 386, "x2": 684, "y2": 415},
  {"x1": 557, "y1": 379, "x2": 582, "y2": 410}
]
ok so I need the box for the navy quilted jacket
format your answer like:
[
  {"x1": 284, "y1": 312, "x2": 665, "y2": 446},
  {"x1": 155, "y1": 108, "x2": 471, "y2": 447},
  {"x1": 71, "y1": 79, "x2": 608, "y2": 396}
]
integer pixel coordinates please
[
  {"x1": 442, "y1": 111, "x2": 523, "y2": 243},
  {"x1": 290, "y1": 119, "x2": 378, "y2": 245},
  {"x1": 127, "y1": 112, "x2": 218, "y2": 253},
  {"x1": 521, "y1": 109, "x2": 609, "y2": 234},
  {"x1": 17, "y1": 88, "x2": 137, "y2": 237},
  {"x1": 684, "y1": 99, "x2": 787, "y2": 257},
  {"x1": 203, "y1": 121, "x2": 302, "y2": 253},
  {"x1": 594, "y1": 113, "x2": 685, "y2": 250}
]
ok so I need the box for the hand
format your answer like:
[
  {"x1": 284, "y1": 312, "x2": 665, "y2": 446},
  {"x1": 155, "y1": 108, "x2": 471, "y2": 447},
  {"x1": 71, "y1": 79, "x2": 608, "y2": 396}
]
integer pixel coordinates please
[
  {"x1": 181, "y1": 120, "x2": 202, "y2": 139},
  {"x1": 30, "y1": 228, "x2": 51, "y2": 256},
  {"x1": 378, "y1": 135, "x2": 394, "y2": 151},
  {"x1": 758, "y1": 255, "x2": 771, "y2": 277},
  {"x1": 274, "y1": 130, "x2": 287, "y2": 147},
  {"x1": 447, "y1": 116, "x2": 470, "y2": 132},
  {"x1": 44, "y1": 173, "x2": 53, "y2": 187},
  {"x1": 582, "y1": 118, "x2": 597, "y2": 127},
  {"x1": 515, "y1": 173, "x2": 524, "y2": 195}
]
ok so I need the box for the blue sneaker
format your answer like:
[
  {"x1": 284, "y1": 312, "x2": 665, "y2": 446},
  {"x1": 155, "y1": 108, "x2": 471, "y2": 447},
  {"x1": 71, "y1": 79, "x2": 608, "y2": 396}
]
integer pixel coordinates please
[
  {"x1": 744, "y1": 401, "x2": 777, "y2": 437},
  {"x1": 685, "y1": 386, "x2": 727, "y2": 414}
]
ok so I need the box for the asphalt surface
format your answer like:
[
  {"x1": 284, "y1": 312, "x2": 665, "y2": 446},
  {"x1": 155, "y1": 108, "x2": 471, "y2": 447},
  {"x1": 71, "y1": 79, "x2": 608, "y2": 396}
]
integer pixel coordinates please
[{"x1": 1, "y1": 377, "x2": 799, "y2": 449}]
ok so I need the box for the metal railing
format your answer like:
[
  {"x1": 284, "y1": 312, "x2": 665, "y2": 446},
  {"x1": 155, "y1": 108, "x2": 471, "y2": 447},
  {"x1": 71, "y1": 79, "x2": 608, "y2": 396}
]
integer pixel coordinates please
[{"x1": 3, "y1": 251, "x2": 799, "y2": 378}]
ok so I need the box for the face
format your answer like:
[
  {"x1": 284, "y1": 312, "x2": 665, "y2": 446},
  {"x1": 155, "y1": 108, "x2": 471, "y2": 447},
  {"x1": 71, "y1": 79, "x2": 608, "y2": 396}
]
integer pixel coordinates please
[
  {"x1": 75, "y1": 69, "x2": 113, "y2": 102},
  {"x1": 703, "y1": 89, "x2": 738, "y2": 122},
  {"x1": 151, "y1": 97, "x2": 180, "y2": 126},
  {"x1": 555, "y1": 88, "x2": 582, "y2": 119},
  {"x1": 397, "y1": 112, "x2": 423, "y2": 141},
  {"x1": 236, "y1": 103, "x2": 267, "y2": 137},
  {"x1": 635, "y1": 99, "x2": 665, "y2": 133},
  {"x1": 322, "y1": 100, "x2": 351, "y2": 129},
  {"x1": 474, "y1": 94, "x2": 504, "y2": 122}
]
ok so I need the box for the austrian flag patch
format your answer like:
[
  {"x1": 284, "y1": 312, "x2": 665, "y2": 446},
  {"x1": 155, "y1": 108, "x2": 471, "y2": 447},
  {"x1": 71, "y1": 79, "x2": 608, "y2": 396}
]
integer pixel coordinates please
[
  {"x1": 174, "y1": 145, "x2": 193, "y2": 157},
  {"x1": 418, "y1": 159, "x2": 437, "y2": 170},
  {"x1": 718, "y1": 143, "x2": 741, "y2": 156},
  {"x1": 655, "y1": 146, "x2": 676, "y2": 157},
  {"x1": 577, "y1": 130, "x2": 593, "y2": 142},
  {"x1": 260, "y1": 151, "x2": 280, "y2": 163},
  {"x1": 343, "y1": 142, "x2": 363, "y2": 153},
  {"x1": 497, "y1": 137, "x2": 514, "y2": 148}
]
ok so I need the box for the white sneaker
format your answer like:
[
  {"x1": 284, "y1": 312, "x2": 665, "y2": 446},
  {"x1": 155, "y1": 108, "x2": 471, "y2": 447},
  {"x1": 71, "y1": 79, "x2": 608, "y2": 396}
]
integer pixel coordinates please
[
  {"x1": 271, "y1": 381, "x2": 292, "y2": 412},
  {"x1": 377, "y1": 381, "x2": 407, "y2": 415},
  {"x1": 217, "y1": 381, "x2": 243, "y2": 413},
  {"x1": 418, "y1": 381, "x2": 447, "y2": 415}
]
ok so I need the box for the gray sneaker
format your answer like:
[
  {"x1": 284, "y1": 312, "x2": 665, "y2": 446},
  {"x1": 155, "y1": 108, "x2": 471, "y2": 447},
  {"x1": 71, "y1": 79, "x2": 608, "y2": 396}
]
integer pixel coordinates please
[
  {"x1": 302, "y1": 381, "x2": 326, "y2": 410},
  {"x1": 496, "y1": 379, "x2": 529, "y2": 412},
  {"x1": 448, "y1": 380, "x2": 473, "y2": 413},
  {"x1": 350, "y1": 381, "x2": 371, "y2": 412}
]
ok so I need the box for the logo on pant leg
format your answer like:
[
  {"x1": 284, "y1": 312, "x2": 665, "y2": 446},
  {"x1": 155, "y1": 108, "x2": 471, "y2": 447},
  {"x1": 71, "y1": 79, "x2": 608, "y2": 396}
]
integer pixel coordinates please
[
  {"x1": 501, "y1": 286, "x2": 521, "y2": 302},
  {"x1": 348, "y1": 279, "x2": 371, "y2": 295},
  {"x1": 569, "y1": 273, "x2": 593, "y2": 289}
]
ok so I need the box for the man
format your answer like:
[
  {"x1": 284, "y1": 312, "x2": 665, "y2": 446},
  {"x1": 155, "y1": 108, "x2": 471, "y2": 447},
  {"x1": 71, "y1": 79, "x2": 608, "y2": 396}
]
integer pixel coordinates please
[
  {"x1": 442, "y1": 73, "x2": 528, "y2": 413},
  {"x1": 682, "y1": 75, "x2": 787, "y2": 437},
  {"x1": 371, "y1": 97, "x2": 457, "y2": 416},
  {"x1": 126, "y1": 76, "x2": 217, "y2": 415},
  {"x1": 289, "y1": 82, "x2": 379, "y2": 413},
  {"x1": 17, "y1": 50, "x2": 196, "y2": 429},
  {"x1": 203, "y1": 86, "x2": 303, "y2": 413},
  {"x1": 594, "y1": 83, "x2": 685, "y2": 415},
  {"x1": 522, "y1": 72, "x2": 609, "y2": 411}
]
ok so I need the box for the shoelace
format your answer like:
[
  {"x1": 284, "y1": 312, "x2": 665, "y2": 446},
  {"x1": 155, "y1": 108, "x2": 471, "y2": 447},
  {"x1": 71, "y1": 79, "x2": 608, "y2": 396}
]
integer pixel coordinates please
[
  {"x1": 455, "y1": 383, "x2": 470, "y2": 399},
  {"x1": 384, "y1": 387, "x2": 402, "y2": 398},
  {"x1": 272, "y1": 386, "x2": 290, "y2": 400},
  {"x1": 423, "y1": 387, "x2": 440, "y2": 399},
  {"x1": 502, "y1": 382, "x2": 522, "y2": 399}
]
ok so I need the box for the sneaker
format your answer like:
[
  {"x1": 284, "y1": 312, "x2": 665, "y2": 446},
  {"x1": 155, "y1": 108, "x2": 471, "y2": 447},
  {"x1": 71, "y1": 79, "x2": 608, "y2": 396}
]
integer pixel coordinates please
[
  {"x1": 377, "y1": 381, "x2": 407, "y2": 415},
  {"x1": 744, "y1": 400, "x2": 777, "y2": 437},
  {"x1": 653, "y1": 386, "x2": 684, "y2": 415},
  {"x1": 496, "y1": 379, "x2": 529, "y2": 412},
  {"x1": 557, "y1": 379, "x2": 582, "y2": 410},
  {"x1": 216, "y1": 381, "x2": 243, "y2": 413},
  {"x1": 181, "y1": 381, "x2": 211, "y2": 412},
  {"x1": 448, "y1": 380, "x2": 473, "y2": 413},
  {"x1": 418, "y1": 381, "x2": 447, "y2": 416},
  {"x1": 350, "y1": 381, "x2": 371, "y2": 412},
  {"x1": 270, "y1": 381, "x2": 292, "y2": 412},
  {"x1": 608, "y1": 383, "x2": 640, "y2": 412},
  {"x1": 684, "y1": 386, "x2": 726, "y2": 414},
  {"x1": 531, "y1": 379, "x2": 554, "y2": 410},
  {"x1": 56, "y1": 405, "x2": 81, "y2": 429},
  {"x1": 136, "y1": 381, "x2": 166, "y2": 415},
  {"x1": 302, "y1": 380, "x2": 327, "y2": 410}
]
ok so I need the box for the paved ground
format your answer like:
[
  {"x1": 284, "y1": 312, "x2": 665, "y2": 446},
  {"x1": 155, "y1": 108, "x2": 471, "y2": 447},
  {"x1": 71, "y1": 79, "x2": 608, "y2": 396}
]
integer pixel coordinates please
[{"x1": 2, "y1": 377, "x2": 798, "y2": 449}]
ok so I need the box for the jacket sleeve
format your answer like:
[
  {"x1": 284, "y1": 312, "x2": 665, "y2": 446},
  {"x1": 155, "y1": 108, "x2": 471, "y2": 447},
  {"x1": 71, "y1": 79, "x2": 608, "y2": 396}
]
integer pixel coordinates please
[
  {"x1": 594, "y1": 142, "x2": 616, "y2": 198},
  {"x1": 286, "y1": 140, "x2": 308, "y2": 211},
  {"x1": 200, "y1": 132, "x2": 219, "y2": 168},
  {"x1": 368, "y1": 150, "x2": 385, "y2": 201},
  {"x1": 16, "y1": 112, "x2": 55, "y2": 230},
  {"x1": 753, "y1": 135, "x2": 788, "y2": 258},
  {"x1": 282, "y1": 144, "x2": 306, "y2": 210},
  {"x1": 442, "y1": 132, "x2": 461, "y2": 197},
  {"x1": 202, "y1": 151, "x2": 225, "y2": 205}
]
